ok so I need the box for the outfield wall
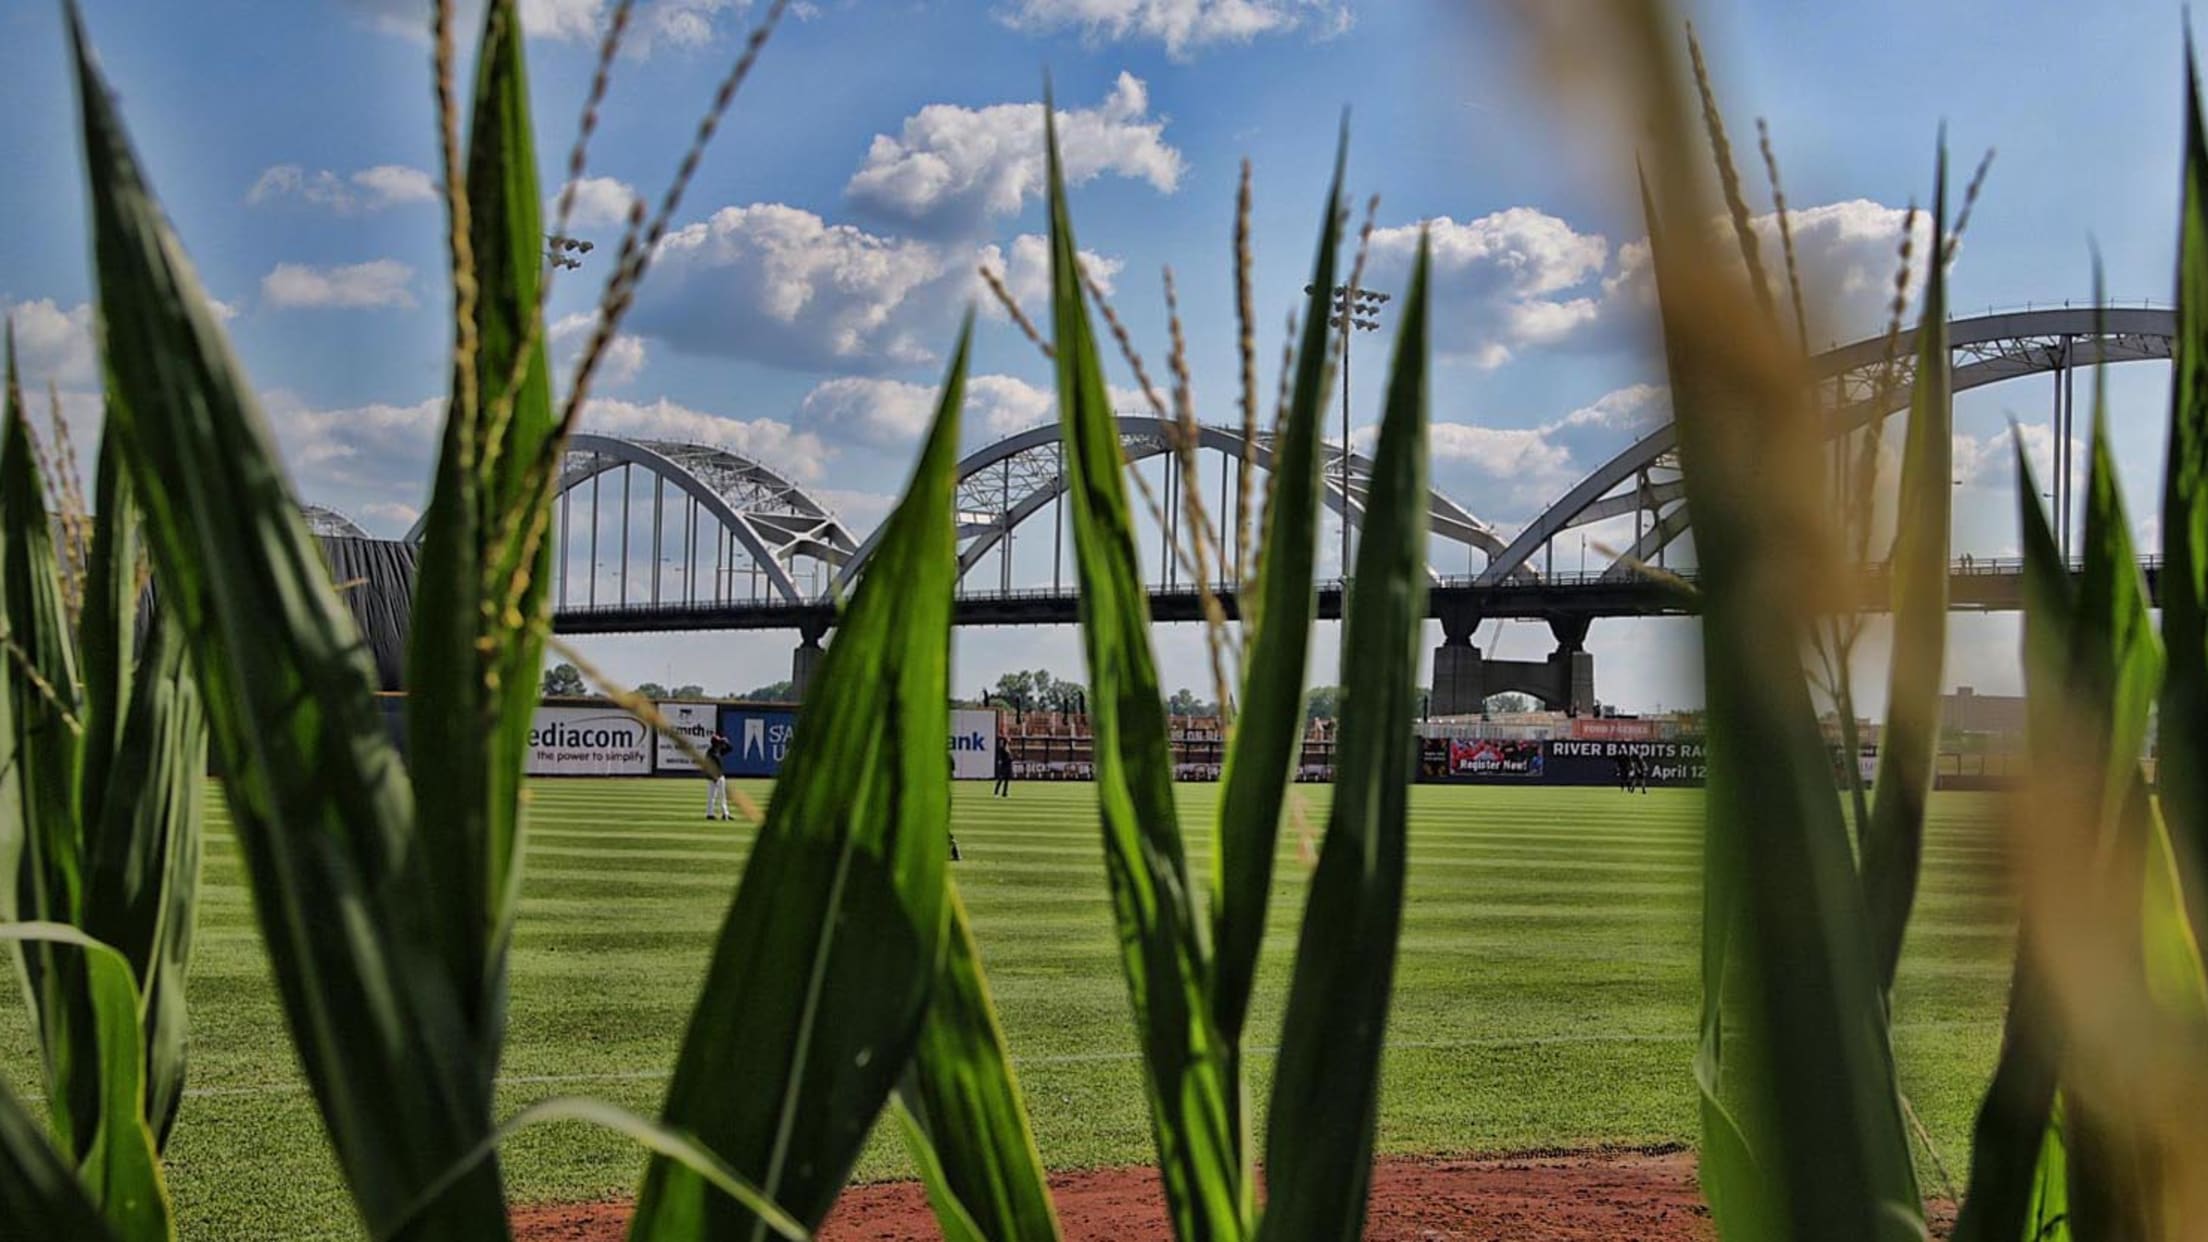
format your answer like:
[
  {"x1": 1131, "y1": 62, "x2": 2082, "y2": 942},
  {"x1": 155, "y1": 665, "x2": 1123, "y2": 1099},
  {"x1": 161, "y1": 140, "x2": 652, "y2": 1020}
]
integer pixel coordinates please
[{"x1": 512, "y1": 699, "x2": 1000, "y2": 778}]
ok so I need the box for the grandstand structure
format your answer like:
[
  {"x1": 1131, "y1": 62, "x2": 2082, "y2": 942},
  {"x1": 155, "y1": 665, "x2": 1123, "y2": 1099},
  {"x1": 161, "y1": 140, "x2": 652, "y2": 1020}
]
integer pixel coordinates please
[{"x1": 314, "y1": 306, "x2": 2174, "y2": 711}]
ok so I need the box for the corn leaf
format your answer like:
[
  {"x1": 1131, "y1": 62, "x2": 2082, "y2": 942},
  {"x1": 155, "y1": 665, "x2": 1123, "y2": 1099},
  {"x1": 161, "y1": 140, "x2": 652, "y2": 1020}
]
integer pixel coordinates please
[
  {"x1": 1863, "y1": 151, "x2": 1950, "y2": 994},
  {"x1": 80, "y1": 605, "x2": 204, "y2": 1149},
  {"x1": 1, "y1": 341, "x2": 98, "y2": 1164},
  {"x1": 630, "y1": 322, "x2": 966, "y2": 1239},
  {"x1": 1949, "y1": 442, "x2": 2067, "y2": 1242},
  {"x1": 76, "y1": 420, "x2": 136, "y2": 844},
  {"x1": 898, "y1": 886, "x2": 1060, "y2": 1241},
  {"x1": 2055, "y1": 347, "x2": 2164, "y2": 1242},
  {"x1": 391, "y1": 1098, "x2": 804, "y2": 1242},
  {"x1": 1692, "y1": 752, "x2": 1780, "y2": 1239},
  {"x1": 1254, "y1": 234, "x2": 1428, "y2": 1241},
  {"x1": 0, "y1": 922, "x2": 170, "y2": 1239},
  {"x1": 66, "y1": 7, "x2": 509, "y2": 1235},
  {"x1": 0, "y1": 1076, "x2": 114, "y2": 1242},
  {"x1": 1209, "y1": 129, "x2": 1342, "y2": 1061},
  {"x1": 406, "y1": 0, "x2": 555, "y2": 1076},
  {"x1": 2160, "y1": 41, "x2": 2208, "y2": 948},
  {"x1": 1647, "y1": 177, "x2": 1923, "y2": 1241},
  {"x1": 2069, "y1": 396, "x2": 2162, "y2": 845},
  {"x1": 894, "y1": 1101, "x2": 995, "y2": 1242},
  {"x1": 1041, "y1": 91, "x2": 1241, "y2": 1241}
]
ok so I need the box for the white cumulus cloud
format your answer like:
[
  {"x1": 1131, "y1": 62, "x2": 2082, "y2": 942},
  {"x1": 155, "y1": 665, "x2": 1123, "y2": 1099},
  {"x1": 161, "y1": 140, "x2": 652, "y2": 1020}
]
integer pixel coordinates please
[
  {"x1": 1603, "y1": 199, "x2": 1932, "y2": 351},
  {"x1": 795, "y1": 372, "x2": 1066, "y2": 447},
  {"x1": 2, "y1": 299, "x2": 98, "y2": 388},
  {"x1": 581, "y1": 396, "x2": 831, "y2": 480},
  {"x1": 262, "y1": 260, "x2": 418, "y2": 310},
  {"x1": 847, "y1": 73, "x2": 1182, "y2": 234},
  {"x1": 551, "y1": 312, "x2": 649, "y2": 388},
  {"x1": 550, "y1": 177, "x2": 642, "y2": 230},
  {"x1": 999, "y1": 0, "x2": 1353, "y2": 59},
  {"x1": 977, "y1": 232, "x2": 1121, "y2": 316},
  {"x1": 632, "y1": 203, "x2": 950, "y2": 371},
  {"x1": 1367, "y1": 208, "x2": 1609, "y2": 368},
  {"x1": 248, "y1": 163, "x2": 438, "y2": 213},
  {"x1": 341, "y1": 0, "x2": 748, "y2": 51}
]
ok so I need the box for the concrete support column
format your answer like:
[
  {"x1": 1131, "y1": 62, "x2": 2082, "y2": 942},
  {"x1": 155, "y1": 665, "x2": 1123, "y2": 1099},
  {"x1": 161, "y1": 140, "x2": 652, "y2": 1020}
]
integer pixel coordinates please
[
  {"x1": 1430, "y1": 642, "x2": 1487, "y2": 717},
  {"x1": 1429, "y1": 602, "x2": 1485, "y2": 717},
  {"x1": 1546, "y1": 615, "x2": 1594, "y2": 716},
  {"x1": 793, "y1": 622, "x2": 829, "y2": 699}
]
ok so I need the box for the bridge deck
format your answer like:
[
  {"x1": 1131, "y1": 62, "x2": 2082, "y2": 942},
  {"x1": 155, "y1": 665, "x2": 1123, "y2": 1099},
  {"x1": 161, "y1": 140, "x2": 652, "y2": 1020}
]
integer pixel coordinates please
[{"x1": 549, "y1": 556, "x2": 2158, "y2": 635}]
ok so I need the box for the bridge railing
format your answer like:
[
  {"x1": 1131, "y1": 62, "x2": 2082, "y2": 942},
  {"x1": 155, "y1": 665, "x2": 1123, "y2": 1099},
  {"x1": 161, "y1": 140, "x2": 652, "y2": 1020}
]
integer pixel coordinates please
[{"x1": 547, "y1": 554, "x2": 2151, "y2": 616}]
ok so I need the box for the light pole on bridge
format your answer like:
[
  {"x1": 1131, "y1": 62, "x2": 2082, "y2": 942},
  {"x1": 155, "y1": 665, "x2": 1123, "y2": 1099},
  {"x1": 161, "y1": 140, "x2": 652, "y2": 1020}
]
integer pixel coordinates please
[{"x1": 1308, "y1": 282, "x2": 1388, "y2": 578}]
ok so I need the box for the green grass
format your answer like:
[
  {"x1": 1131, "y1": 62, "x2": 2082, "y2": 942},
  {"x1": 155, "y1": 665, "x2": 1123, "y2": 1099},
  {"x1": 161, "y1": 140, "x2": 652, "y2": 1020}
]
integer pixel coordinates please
[{"x1": 0, "y1": 780, "x2": 2014, "y2": 1239}]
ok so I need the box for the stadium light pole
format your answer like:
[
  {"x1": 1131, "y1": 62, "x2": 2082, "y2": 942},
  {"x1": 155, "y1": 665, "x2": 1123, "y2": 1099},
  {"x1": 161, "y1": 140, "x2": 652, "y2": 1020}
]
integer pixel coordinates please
[
  {"x1": 546, "y1": 233, "x2": 593, "y2": 271},
  {"x1": 1307, "y1": 282, "x2": 1388, "y2": 578}
]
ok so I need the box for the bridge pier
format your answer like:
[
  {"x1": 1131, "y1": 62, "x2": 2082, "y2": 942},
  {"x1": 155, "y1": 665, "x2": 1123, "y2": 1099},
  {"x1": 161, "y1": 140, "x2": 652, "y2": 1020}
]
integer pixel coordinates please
[
  {"x1": 1428, "y1": 605, "x2": 1485, "y2": 717},
  {"x1": 792, "y1": 621, "x2": 829, "y2": 699},
  {"x1": 1427, "y1": 610, "x2": 1596, "y2": 717}
]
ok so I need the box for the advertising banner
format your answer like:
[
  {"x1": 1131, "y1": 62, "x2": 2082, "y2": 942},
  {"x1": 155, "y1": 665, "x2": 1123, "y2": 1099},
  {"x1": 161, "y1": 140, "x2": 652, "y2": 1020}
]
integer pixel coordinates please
[
  {"x1": 1418, "y1": 735, "x2": 1709, "y2": 787},
  {"x1": 1544, "y1": 737, "x2": 1708, "y2": 786},
  {"x1": 1569, "y1": 718, "x2": 1661, "y2": 742},
  {"x1": 950, "y1": 709, "x2": 997, "y2": 780},
  {"x1": 721, "y1": 707, "x2": 799, "y2": 777},
  {"x1": 527, "y1": 704, "x2": 653, "y2": 776},
  {"x1": 1448, "y1": 737, "x2": 1545, "y2": 778},
  {"x1": 655, "y1": 701, "x2": 719, "y2": 773}
]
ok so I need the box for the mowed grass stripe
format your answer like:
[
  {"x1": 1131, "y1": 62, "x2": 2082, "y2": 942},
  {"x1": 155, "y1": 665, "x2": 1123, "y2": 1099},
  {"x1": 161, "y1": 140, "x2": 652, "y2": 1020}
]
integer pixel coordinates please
[{"x1": 1, "y1": 780, "x2": 2016, "y2": 1240}]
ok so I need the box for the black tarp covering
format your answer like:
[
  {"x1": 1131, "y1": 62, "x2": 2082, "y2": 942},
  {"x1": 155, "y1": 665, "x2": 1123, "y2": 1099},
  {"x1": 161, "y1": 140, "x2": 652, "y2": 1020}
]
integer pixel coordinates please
[{"x1": 319, "y1": 536, "x2": 418, "y2": 691}]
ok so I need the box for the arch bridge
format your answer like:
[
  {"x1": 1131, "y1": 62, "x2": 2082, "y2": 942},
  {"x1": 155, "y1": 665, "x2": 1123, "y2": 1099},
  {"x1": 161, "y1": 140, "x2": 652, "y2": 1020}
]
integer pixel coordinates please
[{"x1": 363, "y1": 305, "x2": 2174, "y2": 710}]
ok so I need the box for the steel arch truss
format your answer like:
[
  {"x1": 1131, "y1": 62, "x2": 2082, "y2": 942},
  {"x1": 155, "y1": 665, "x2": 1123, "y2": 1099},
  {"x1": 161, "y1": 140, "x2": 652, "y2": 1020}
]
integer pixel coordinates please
[
  {"x1": 1476, "y1": 306, "x2": 2177, "y2": 585},
  {"x1": 832, "y1": 414, "x2": 1516, "y2": 596},
  {"x1": 407, "y1": 433, "x2": 858, "y2": 607},
  {"x1": 301, "y1": 503, "x2": 372, "y2": 539}
]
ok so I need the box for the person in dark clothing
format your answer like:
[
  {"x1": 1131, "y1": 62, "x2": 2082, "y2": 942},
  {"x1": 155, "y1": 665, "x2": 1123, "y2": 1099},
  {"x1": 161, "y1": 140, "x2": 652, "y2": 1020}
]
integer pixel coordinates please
[
  {"x1": 1615, "y1": 753, "x2": 1633, "y2": 792},
  {"x1": 703, "y1": 732, "x2": 733, "y2": 821},
  {"x1": 993, "y1": 736, "x2": 1013, "y2": 798},
  {"x1": 947, "y1": 751, "x2": 961, "y2": 861}
]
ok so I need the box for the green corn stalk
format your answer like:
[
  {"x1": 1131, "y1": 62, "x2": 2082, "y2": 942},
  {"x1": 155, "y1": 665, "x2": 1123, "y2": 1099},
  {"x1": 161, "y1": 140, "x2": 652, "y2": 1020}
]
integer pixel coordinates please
[
  {"x1": 1949, "y1": 442, "x2": 2070, "y2": 1242},
  {"x1": 59, "y1": 2, "x2": 990, "y2": 1235},
  {"x1": 1036, "y1": 86, "x2": 1424, "y2": 1238},
  {"x1": 897, "y1": 888, "x2": 1061, "y2": 1242},
  {"x1": 1040, "y1": 93, "x2": 1243, "y2": 1241},
  {"x1": 0, "y1": 322, "x2": 203, "y2": 1239},
  {"x1": 1645, "y1": 154, "x2": 1925, "y2": 1240},
  {"x1": 1862, "y1": 150, "x2": 1952, "y2": 996},
  {"x1": 2046, "y1": 312, "x2": 2165, "y2": 1242},
  {"x1": 405, "y1": 0, "x2": 555, "y2": 1083},
  {"x1": 1208, "y1": 129, "x2": 1342, "y2": 1086},
  {"x1": 1255, "y1": 234, "x2": 1430, "y2": 1242},
  {"x1": 629, "y1": 322, "x2": 967, "y2": 1241},
  {"x1": 0, "y1": 1074, "x2": 114, "y2": 1240},
  {"x1": 68, "y1": 1, "x2": 518, "y2": 1232},
  {"x1": 2158, "y1": 39, "x2": 2208, "y2": 958}
]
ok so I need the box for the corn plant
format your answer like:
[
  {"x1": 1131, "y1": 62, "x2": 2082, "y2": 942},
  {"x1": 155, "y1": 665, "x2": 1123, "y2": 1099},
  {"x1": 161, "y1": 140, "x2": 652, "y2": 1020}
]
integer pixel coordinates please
[
  {"x1": 918, "y1": 96, "x2": 1429, "y2": 1242},
  {"x1": 21, "y1": 1, "x2": 1038, "y2": 1239},
  {"x1": 1609, "y1": 28, "x2": 1959, "y2": 1241},
  {"x1": 1948, "y1": 48, "x2": 2208, "y2": 1241},
  {"x1": 0, "y1": 308, "x2": 210, "y2": 1237},
  {"x1": 1561, "y1": 9, "x2": 2208, "y2": 1239}
]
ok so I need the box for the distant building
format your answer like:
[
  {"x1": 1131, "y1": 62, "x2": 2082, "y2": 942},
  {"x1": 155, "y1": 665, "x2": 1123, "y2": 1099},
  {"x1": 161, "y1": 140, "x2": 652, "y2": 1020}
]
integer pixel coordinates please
[{"x1": 1941, "y1": 686, "x2": 2028, "y2": 738}]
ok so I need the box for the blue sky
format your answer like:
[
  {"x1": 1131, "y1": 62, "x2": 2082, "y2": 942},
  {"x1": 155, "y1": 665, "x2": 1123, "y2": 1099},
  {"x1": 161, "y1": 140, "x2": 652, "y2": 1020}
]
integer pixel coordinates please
[{"x1": 0, "y1": 0, "x2": 2190, "y2": 709}]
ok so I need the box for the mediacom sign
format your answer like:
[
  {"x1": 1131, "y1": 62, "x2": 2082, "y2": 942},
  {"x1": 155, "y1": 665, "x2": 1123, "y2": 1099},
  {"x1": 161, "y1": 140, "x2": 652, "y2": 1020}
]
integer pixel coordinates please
[
  {"x1": 527, "y1": 705, "x2": 652, "y2": 776},
  {"x1": 950, "y1": 709, "x2": 997, "y2": 780}
]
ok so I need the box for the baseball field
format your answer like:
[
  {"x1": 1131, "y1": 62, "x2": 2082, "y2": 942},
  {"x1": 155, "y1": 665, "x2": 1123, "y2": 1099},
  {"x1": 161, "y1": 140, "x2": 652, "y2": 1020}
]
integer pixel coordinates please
[{"x1": 0, "y1": 780, "x2": 2015, "y2": 1238}]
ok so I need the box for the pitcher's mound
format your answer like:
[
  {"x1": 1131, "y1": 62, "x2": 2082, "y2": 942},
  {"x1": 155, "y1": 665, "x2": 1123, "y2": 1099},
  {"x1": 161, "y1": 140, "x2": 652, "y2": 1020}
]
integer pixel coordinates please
[{"x1": 514, "y1": 1147, "x2": 1713, "y2": 1240}]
